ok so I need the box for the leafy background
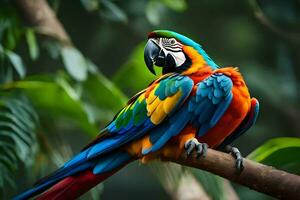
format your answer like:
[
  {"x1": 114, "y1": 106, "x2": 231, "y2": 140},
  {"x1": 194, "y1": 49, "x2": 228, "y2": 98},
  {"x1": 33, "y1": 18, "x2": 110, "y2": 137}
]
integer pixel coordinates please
[{"x1": 0, "y1": 0, "x2": 300, "y2": 199}]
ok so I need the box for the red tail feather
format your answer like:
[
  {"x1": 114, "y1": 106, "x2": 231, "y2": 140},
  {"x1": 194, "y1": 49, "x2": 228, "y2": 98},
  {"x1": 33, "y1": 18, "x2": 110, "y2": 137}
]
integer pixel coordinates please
[{"x1": 36, "y1": 169, "x2": 117, "y2": 200}]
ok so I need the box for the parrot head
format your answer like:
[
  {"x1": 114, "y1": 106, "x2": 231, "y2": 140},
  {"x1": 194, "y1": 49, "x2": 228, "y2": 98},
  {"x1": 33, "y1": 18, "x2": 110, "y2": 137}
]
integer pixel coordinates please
[{"x1": 144, "y1": 30, "x2": 218, "y2": 75}]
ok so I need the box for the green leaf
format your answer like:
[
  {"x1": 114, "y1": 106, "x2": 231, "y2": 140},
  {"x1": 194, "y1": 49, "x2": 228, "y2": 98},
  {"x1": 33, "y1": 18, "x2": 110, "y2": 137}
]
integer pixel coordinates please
[
  {"x1": 61, "y1": 46, "x2": 88, "y2": 81},
  {"x1": 1, "y1": 77, "x2": 98, "y2": 136},
  {"x1": 83, "y1": 72, "x2": 128, "y2": 114},
  {"x1": 146, "y1": 1, "x2": 166, "y2": 25},
  {"x1": 83, "y1": 59, "x2": 128, "y2": 123},
  {"x1": 80, "y1": 60, "x2": 130, "y2": 130},
  {"x1": 161, "y1": 0, "x2": 187, "y2": 11},
  {"x1": 248, "y1": 137, "x2": 300, "y2": 175},
  {"x1": 81, "y1": 0, "x2": 99, "y2": 11},
  {"x1": 0, "y1": 95, "x2": 38, "y2": 189},
  {"x1": 113, "y1": 42, "x2": 157, "y2": 94},
  {"x1": 101, "y1": 0, "x2": 128, "y2": 23},
  {"x1": 44, "y1": 40, "x2": 61, "y2": 59},
  {"x1": 5, "y1": 27, "x2": 17, "y2": 50},
  {"x1": 0, "y1": 19, "x2": 10, "y2": 41},
  {"x1": 25, "y1": 28, "x2": 39, "y2": 60},
  {"x1": 0, "y1": 45, "x2": 12, "y2": 83},
  {"x1": 5, "y1": 49, "x2": 25, "y2": 78},
  {"x1": 146, "y1": 0, "x2": 186, "y2": 25}
]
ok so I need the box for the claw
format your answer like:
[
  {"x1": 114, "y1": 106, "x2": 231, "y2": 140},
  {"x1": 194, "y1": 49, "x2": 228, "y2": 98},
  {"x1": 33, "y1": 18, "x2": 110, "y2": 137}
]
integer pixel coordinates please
[
  {"x1": 225, "y1": 145, "x2": 244, "y2": 171},
  {"x1": 199, "y1": 143, "x2": 208, "y2": 157},
  {"x1": 184, "y1": 138, "x2": 208, "y2": 158}
]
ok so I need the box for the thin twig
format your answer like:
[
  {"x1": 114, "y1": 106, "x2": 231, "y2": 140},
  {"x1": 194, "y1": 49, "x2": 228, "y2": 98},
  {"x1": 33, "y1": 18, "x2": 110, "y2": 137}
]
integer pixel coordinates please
[{"x1": 248, "y1": 0, "x2": 300, "y2": 43}]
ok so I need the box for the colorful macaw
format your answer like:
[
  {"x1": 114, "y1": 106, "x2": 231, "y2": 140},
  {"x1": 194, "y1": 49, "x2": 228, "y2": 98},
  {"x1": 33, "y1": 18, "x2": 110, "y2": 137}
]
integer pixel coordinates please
[{"x1": 15, "y1": 30, "x2": 259, "y2": 200}]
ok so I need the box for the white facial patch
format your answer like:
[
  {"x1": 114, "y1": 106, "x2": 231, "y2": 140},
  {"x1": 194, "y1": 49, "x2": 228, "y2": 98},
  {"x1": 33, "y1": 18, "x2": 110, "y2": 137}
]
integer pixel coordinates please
[
  {"x1": 169, "y1": 51, "x2": 186, "y2": 67},
  {"x1": 152, "y1": 38, "x2": 186, "y2": 67}
]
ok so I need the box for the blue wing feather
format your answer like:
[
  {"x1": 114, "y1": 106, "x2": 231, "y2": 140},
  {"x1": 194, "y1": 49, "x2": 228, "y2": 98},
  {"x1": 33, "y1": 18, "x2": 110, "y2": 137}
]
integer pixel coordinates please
[
  {"x1": 93, "y1": 151, "x2": 131, "y2": 174},
  {"x1": 143, "y1": 73, "x2": 234, "y2": 153},
  {"x1": 48, "y1": 74, "x2": 193, "y2": 176},
  {"x1": 189, "y1": 73, "x2": 233, "y2": 137},
  {"x1": 142, "y1": 105, "x2": 191, "y2": 154}
]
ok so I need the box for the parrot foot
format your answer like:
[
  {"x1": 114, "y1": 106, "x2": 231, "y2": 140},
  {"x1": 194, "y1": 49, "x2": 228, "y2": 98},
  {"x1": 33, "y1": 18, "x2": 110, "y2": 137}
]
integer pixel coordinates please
[
  {"x1": 184, "y1": 138, "x2": 208, "y2": 158},
  {"x1": 225, "y1": 145, "x2": 244, "y2": 171}
]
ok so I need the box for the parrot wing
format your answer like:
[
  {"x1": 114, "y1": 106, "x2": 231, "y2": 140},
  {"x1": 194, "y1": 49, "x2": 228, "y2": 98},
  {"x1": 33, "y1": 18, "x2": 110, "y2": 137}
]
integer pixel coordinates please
[
  {"x1": 140, "y1": 72, "x2": 234, "y2": 154},
  {"x1": 188, "y1": 73, "x2": 234, "y2": 137},
  {"x1": 34, "y1": 73, "x2": 233, "y2": 189},
  {"x1": 34, "y1": 73, "x2": 194, "y2": 189},
  {"x1": 63, "y1": 73, "x2": 194, "y2": 165}
]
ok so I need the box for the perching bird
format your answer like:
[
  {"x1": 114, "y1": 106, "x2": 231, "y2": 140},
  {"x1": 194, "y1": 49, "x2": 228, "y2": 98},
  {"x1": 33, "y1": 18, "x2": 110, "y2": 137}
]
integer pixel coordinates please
[{"x1": 15, "y1": 30, "x2": 259, "y2": 200}]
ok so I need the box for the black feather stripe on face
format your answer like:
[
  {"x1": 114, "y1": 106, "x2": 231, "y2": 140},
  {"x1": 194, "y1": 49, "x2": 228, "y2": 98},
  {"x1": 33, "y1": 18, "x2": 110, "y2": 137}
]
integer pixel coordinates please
[{"x1": 160, "y1": 38, "x2": 183, "y2": 53}]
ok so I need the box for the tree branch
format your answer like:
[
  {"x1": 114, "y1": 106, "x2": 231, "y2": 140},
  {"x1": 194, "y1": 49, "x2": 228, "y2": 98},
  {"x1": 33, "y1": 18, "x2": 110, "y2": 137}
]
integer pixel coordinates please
[
  {"x1": 163, "y1": 148, "x2": 300, "y2": 199},
  {"x1": 13, "y1": 0, "x2": 72, "y2": 46}
]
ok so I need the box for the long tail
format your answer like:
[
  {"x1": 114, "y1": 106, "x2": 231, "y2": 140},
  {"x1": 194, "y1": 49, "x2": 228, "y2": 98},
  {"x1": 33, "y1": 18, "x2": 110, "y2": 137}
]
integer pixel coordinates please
[
  {"x1": 14, "y1": 151, "x2": 134, "y2": 200},
  {"x1": 36, "y1": 167, "x2": 120, "y2": 200}
]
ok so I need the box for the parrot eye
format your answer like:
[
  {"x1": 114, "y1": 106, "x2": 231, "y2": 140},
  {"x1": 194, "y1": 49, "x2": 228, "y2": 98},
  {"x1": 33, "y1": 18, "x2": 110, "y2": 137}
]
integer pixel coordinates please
[{"x1": 170, "y1": 39, "x2": 176, "y2": 45}]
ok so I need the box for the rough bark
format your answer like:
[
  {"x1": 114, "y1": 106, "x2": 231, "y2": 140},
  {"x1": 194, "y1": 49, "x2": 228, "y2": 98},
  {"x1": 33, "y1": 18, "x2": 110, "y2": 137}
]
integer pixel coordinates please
[
  {"x1": 13, "y1": 0, "x2": 72, "y2": 45},
  {"x1": 163, "y1": 148, "x2": 300, "y2": 199}
]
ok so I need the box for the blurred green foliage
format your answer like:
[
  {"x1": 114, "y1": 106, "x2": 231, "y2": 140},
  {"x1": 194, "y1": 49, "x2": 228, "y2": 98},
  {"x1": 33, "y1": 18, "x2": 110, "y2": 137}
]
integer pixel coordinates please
[
  {"x1": 248, "y1": 137, "x2": 300, "y2": 175},
  {"x1": 0, "y1": 95, "x2": 38, "y2": 196},
  {"x1": 113, "y1": 42, "x2": 157, "y2": 93},
  {"x1": 0, "y1": 0, "x2": 300, "y2": 199}
]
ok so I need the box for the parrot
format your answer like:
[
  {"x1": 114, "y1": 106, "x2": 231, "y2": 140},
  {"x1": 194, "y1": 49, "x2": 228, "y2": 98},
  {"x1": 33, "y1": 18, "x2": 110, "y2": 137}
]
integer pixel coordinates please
[{"x1": 14, "y1": 30, "x2": 259, "y2": 200}]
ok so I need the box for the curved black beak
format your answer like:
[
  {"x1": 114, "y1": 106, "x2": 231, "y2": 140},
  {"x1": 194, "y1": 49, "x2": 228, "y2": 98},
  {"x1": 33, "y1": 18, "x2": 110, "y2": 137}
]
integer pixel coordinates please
[
  {"x1": 144, "y1": 39, "x2": 177, "y2": 75},
  {"x1": 144, "y1": 39, "x2": 160, "y2": 75}
]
